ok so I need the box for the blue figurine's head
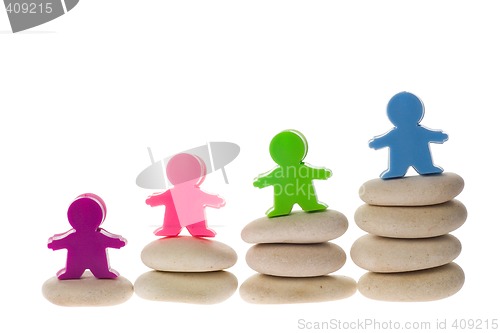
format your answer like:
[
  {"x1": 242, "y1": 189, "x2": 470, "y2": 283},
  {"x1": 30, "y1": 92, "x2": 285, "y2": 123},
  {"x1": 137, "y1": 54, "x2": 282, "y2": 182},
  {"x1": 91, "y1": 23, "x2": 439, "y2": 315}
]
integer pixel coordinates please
[{"x1": 387, "y1": 92, "x2": 425, "y2": 128}]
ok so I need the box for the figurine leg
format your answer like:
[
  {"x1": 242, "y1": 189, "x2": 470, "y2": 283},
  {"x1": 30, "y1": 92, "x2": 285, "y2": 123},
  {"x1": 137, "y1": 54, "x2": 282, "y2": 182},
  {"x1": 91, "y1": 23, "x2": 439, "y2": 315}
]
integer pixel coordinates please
[
  {"x1": 380, "y1": 163, "x2": 409, "y2": 179},
  {"x1": 415, "y1": 165, "x2": 443, "y2": 175},
  {"x1": 57, "y1": 266, "x2": 86, "y2": 280},
  {"x1": 296, "y1": 185, "x2": 327, "y2": 212},
  {"x1": 266, "y1": 206, "x2": 294, "y2": 217},
  {"x1": 154, "y1": 226, "x2": 182, "y2": 237},
  {"x1": 266, "y1": 196, "x2": 294, "y2": 217},
  {"x1": 298, "y1": 199, "x2": 328, "y2": 212},
  {"x1": 91, "y1": 267, "x2": 119, "y2": 279},
  {"x1": 89, "y1": 255, "x2": 119, "y2": 279},
  {"x1": 413, "y1": 159, "x2": 444, "y2": 175},
  {"x1": 186, "y1": 221, "x2": 216, "y2": 238},
  {"x1": 154, "y1": 217, "x2": 182, "y2": 237}
]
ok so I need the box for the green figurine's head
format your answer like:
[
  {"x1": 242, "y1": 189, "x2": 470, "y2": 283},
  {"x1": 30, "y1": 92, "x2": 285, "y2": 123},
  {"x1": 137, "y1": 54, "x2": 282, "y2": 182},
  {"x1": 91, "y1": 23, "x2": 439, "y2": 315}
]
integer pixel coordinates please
[{"x1": 269, "y1": 129, "x2": 308, "y2": 166}]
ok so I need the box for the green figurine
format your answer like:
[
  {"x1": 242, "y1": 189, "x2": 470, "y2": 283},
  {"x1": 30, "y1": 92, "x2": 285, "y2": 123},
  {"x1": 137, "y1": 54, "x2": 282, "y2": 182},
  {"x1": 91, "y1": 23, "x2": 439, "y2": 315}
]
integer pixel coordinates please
[{"x1": 253, "y1": 129, "x2": 332, "y2": 217}]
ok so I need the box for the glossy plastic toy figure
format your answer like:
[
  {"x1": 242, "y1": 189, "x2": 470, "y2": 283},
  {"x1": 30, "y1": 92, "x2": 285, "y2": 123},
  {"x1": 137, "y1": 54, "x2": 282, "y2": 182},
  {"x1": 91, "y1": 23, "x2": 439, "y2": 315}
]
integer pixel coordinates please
[
  {"x1": 146, "y1": 153, "x2": 225, "y2": 237},
  {"x1": 369, "y1": 92, "x2": 448, "y2": 179},
  {"x1": 254, "y1": 129, "x2": 332, "y2": 217},
  {"x1": 48, "y1": 193, "x2": 126, "y2": 280}
]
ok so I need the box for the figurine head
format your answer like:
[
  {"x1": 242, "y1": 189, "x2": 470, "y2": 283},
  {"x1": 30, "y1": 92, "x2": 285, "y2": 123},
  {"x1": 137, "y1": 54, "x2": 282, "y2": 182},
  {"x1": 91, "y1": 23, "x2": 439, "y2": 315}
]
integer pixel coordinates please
[
  {"x1": 67, "y1": 193, "x2": 106, "y2": 232},
  {"x1": 166, "y1": 153, "x2": 207, "y2": 186},
  {"x1": 387, "y1": 92, "x2": 425, "y2": 128},
  {"x1": 269, "y1": 129, "x2": 308, "y2": 166}
]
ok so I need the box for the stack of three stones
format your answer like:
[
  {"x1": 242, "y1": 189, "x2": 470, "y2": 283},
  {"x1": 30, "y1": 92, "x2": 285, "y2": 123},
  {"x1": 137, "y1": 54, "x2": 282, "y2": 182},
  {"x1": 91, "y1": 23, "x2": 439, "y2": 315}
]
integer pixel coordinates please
[
  {"x1": 240, "y1": 210, "x2": 356, "y2": 304},
  {"x1": 351, "y1": 172, "x2": 467, "y2": 301}
]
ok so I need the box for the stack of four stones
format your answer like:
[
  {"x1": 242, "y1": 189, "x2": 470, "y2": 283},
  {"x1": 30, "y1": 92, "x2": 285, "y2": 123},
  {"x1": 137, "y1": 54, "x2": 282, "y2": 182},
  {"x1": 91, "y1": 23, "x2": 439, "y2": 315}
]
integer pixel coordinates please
[
  {"x1": 240, "y1": 210, "x2": 356, "y2": 304},
  {"x1": 351, "y1": 172, "x2": 467, "y2": 301}
]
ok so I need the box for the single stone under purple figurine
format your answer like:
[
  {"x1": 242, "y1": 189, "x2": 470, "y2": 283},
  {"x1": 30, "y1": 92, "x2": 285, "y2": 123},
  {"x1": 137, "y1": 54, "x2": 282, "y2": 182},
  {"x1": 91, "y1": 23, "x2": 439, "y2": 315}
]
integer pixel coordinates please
[{"x1": 48, "y1": 193, "x2": 127, "y2": 280}]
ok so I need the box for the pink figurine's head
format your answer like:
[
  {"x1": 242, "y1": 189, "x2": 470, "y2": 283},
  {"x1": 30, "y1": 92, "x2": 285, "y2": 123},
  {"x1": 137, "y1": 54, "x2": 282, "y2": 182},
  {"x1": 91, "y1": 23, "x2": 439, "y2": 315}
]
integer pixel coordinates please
[
  {"x1": 67, "y1": 193, "x2": 106, "y2": 231},
  {"x1": 166, "y1": 153, "x2": 207, "y2": 186}
]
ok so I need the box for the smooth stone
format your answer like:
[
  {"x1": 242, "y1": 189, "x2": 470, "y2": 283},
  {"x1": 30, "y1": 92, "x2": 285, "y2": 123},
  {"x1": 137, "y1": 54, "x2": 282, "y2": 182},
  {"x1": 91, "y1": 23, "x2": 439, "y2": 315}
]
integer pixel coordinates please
[
  {"x1": 246, "y1": 242, "x2": 346, "y2": 277},
  {"x1": 350, "y1": 234, "x2": 461, "y2": 273},
  {"x1": 355, "y1": 200, "x2": 467, "y2": 238},
  {"x1": 240, "y1": 274, "x2": 357, "y2": 304},
  {"x1": 42, "y1": 272, "x2": 133, "y2": 307},
  {"x1": 241, "y1": 209, "x2": 348, "y2": 244},
  {"x1": 141, "y1": 236, "x2": 237, "y2": 272},
  {"x1": 359, "y1": 172, "x2": 464, "y2": 206},
  {"x1": 134, "y1": 270, "x2": 238, "y2": 304},
  {"x1": 358, "y1": 262, "x2": 465, "y2": 302}
]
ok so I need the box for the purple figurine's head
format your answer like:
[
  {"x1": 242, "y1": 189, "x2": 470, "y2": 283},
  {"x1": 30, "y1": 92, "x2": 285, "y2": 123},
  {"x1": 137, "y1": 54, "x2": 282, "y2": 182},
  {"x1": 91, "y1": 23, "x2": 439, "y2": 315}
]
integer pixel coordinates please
[{"x1": 67, "y1": 193, "x2": 107, "y2": 232}]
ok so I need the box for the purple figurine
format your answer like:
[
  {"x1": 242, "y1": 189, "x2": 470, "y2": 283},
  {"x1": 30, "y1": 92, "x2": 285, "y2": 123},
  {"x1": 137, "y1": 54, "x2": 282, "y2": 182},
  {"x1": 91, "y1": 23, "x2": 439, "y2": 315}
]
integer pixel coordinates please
[{"x1": 48, "y1": 193, "x2": 126, "y2": 280}]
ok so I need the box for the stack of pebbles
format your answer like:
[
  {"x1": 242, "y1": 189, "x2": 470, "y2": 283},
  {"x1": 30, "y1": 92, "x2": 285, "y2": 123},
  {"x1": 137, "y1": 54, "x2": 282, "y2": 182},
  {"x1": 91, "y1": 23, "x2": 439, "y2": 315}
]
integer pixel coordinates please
[
  {"x1": 134, "y1": 236, "x2": 238, "y2": 304},
  {"x1": 350, "y1": 172, "x2": 467, "y2": 301},
  {"x1": 239, "y1": 210, "x2": 356, "y2": 304}
]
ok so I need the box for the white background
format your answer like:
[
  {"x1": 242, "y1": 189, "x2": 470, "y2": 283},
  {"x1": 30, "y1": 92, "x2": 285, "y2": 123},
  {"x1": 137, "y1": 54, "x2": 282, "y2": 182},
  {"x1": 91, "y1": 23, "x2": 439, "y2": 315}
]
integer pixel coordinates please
[{"x1": 1, "y1": 1, "x2": 498, "y2": 332}]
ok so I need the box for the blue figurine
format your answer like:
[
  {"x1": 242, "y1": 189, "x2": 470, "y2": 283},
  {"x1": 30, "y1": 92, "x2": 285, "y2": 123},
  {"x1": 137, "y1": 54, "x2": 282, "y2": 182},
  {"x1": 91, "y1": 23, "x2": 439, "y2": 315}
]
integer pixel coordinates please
[{"x1": 369, "y1": 91, "x2": 448, "y2": 179}]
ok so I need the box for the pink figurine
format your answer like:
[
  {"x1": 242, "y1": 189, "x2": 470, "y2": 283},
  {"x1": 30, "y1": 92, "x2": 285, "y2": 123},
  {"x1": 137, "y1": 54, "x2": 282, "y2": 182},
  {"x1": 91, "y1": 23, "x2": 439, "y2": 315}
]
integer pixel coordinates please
[
  {"x1": 48, "y1": 193, "x2": 126, "y2": 280},
  {"x1": 146, "y1": 153, "x2": 225, "y2": 237}
]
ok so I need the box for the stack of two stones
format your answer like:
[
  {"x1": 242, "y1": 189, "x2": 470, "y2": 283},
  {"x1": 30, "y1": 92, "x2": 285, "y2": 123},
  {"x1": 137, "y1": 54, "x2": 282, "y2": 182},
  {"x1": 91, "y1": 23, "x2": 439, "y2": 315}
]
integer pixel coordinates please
[
  {"x1": 240, "y1": 210, "x2": 357, "y2": 304},
  {"x1": 134, "y1": 237, "x2": 238, "y2": 304},
  {"x1": 351, "y1": 172, "x2": 467, "y2": 301}
]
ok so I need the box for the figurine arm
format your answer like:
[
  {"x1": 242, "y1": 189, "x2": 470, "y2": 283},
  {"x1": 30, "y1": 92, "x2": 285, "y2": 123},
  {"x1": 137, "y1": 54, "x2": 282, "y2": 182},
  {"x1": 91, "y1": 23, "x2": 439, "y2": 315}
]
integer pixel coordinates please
[
  {"x1": 369, "y1": 130, "x2": 394, "y2": 150},
  {"x1": 253, "y1": 169, "x2": 279, "y2": 188},
  {"x1": 426, "y1": 129, "x2": 449, "y2": 143},
  {"x1": 202, "y1": 193, "x2": 226, "y2": 208},
  {"x1": 146, "y1": 191, "x2": 168, "y2": 207},
  {"x1": 98, "y1": 229, "x2": 127, "y2": 248},
  {"x1": 305, "y1": 165, "x2": 332, "y2": 180},
  {"x1": 47, "y1": 230, "x2": 74, "y2": 250}
]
